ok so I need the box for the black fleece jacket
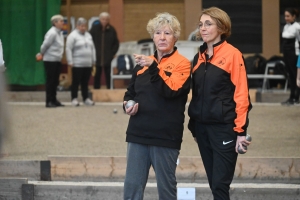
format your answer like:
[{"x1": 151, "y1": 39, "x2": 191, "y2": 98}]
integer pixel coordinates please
[
  {"x1": 90, "y1": 23, "x2": 119, "y2": 66},
  {"x1": 124, "y1": 48, "x2": 191, "y2": 150}
]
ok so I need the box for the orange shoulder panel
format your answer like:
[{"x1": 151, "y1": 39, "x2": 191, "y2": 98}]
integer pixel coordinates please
[
  {"x1": 192, "y1": 53, "x2": 203, "y2": 73},
  {"x1": 158, "y1": 52, "x2": 191, "y2": 91}
]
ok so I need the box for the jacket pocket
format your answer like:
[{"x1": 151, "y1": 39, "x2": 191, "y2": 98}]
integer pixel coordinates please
[{"x1": 204, "y1": 99, "x2": 224, "y2": 123}]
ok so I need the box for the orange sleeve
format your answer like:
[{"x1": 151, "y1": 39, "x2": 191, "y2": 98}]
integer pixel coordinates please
[{"x1": 231, "y1": 51, "x2": 251, "y2": 134}]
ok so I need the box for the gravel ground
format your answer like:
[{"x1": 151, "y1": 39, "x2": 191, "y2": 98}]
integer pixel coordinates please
[{"x1": 1, "y1": 103, "x2": 299, "y2": 160}]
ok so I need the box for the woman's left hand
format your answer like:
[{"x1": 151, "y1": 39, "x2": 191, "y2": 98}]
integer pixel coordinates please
[
  {"x1": 133, "y1": 54, "x2": 154, "y2": 66},
  {"x1": 235, "y1": 135, "x2": 251, "y2": 153},
  {"x1": 124, "y1": 101, "x2": 139, "y2": 116}
]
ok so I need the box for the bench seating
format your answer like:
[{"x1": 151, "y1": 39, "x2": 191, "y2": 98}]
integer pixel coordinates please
[
  {"x1": 110, "y1": 41, "x2": 153, "y2": 89},
  {"x1": 247, "y1": 61, "x2": 288, "y2": 92},
  {"x1": 111, "y1": 42, "x2": 288, "y2": 92},
  {"x1": 110, "y1": 40, "x2": 203, "y2": 89}
]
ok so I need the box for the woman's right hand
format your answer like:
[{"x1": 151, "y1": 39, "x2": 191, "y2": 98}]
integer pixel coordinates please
[
  {"x1": 124, "y1": 101, "x2": 139, "y2": 116},
  {"x1": 133, "y1": 54, "x2": 153, "y2": 66}
]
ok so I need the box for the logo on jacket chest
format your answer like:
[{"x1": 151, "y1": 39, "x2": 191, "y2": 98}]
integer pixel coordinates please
[
  {"x1": 217, "y1": 57, "x2": 226, "y2": 66},
  {"x1": 163, "y1": 63, "x2": 176, "y2": 72}
]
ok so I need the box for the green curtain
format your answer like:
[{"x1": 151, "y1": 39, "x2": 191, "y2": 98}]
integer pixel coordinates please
[{"x1": 0, "y1": 0, "x2": 61, "y2": 86}]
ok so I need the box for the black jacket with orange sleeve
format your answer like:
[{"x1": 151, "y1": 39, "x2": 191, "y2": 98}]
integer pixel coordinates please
[
  {"x1": 188, "y1": 40, "x2": 252, "y2": 137},
  {"x1": 124, "y1": 48, "x2": 191, "y2": 150}
]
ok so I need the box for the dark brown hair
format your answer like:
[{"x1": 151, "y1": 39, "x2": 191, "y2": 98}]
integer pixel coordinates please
[{"x1": 285, "y1": 8, "x2": 300, "y2": 18}]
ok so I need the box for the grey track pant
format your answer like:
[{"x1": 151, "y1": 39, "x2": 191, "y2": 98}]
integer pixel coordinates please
[{"x1": 123, "y1": 142, "x2": 179, "y2": 200}]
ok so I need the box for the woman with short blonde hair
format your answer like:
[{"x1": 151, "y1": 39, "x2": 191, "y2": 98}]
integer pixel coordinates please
[
  {"x1": 50, "y1": 15, "x2": 63, "y2": 25},
  {"x1": 123, "y1": 12, "x2": 191, "y2": 199},
  {"x1": 146, "y1": 12, "x2": 181, "y2": 40}
]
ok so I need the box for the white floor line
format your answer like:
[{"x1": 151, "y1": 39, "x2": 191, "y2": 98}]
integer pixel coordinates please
[
  {"x1": 7, "y1": 102, "x2": 123, "y2": 106},
  {"x1": 8, "y1": 102, "x2": 285, "y2": 106},
  {"x1": 28, "y1": 181, "x2": 300, "y2": 189}
]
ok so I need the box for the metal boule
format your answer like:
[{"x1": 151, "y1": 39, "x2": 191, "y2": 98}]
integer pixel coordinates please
[
  {"x1": 238, "y1": 145, "x2": 247, "y2": 154},
  {"x1": 125, "y1": 100, "x2": 136, "y2": 109},
  {"x1": 113, "y1": 108, "x2": 118, "y2": 114},
  {"x1": 246, "y1": 134, "x2": 252, "y2": 142}
]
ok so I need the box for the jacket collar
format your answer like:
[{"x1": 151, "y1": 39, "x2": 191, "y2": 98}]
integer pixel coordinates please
[
  {"x1": 99, "y1": 23, "x2": 111, "y2": 30},
  {"x1": 200, "y1": 40, "x2": 226, "y2": 54},
  {"x1": 154, "y1": 47, "x2": 178, "y2": 62},
  {"x1": 52, "y1": 26, "x2": 61, "y2": 33}
]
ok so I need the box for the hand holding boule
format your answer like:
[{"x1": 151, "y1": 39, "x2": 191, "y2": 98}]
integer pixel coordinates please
[
  {"x1": 238, "y1": 145, "x2": 247, "y2": 154},
  {"x1": 238, "y1": 134, "x2": 252, "y2": 154},
  {"x1": 124, "y1": 100, "x2": 139, "y2": 116},
  {"x1": 125, "y1": 100, "x2": 136, "y2": 109}
]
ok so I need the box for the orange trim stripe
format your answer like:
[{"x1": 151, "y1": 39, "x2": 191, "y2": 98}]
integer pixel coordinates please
[{"x1": 137, "y1": 66, "x2": 148, "y2": 75}]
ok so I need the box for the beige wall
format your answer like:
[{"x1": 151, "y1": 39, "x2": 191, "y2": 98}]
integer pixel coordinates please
[
  {"x1": 262, "y1": 0, "x2": 280, "y2": 59},
  {"x1": 60, "y1": 0, "x2": 109, "y2": 22},
  {"x1": 123, "y1": 0, "x2": 185, "y2": 41},
  {"x1": 184, "y1": 0, "x2": 202, "y2": 40},
  {"x1": 109, "y1": 0, "x2": 124, "y2": 42}
]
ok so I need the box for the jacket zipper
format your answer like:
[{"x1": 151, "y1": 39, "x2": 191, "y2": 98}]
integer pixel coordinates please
[{"x1": 200, "y1": 55, "x2": 208, "y2": 122}]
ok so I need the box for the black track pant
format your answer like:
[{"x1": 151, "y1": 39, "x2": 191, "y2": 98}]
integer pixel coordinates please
[
  {"x1": 283, "y1": 49, "x2": 300, "y2": 101},
  {"x1": 94, "y1": 64, "x2": 111, "y2": 89},
  {"x1": 44, "y1": 61, "x2": 61, "y2": 104},
  {"x1": 71, "y1": 67, "x2": 92, "y2": 101},
  {"x1": 195, "y1": 122, "x2": 238, "y2": 200}
]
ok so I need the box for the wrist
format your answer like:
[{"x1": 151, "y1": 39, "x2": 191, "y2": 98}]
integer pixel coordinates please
[{"x1": 237, "y1": 132, "x2": 246, "y2": 136}]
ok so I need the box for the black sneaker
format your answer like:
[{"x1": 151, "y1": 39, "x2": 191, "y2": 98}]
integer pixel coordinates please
[
  {"x1": 281, "y1": 99, "x2": 294, "y2": 105},
  {"x1": 46, "y1": 102, "x2": 57, "y2": 108},
  {"x1": 55, "y1": 100, "x2": 65, "y2": 107}
]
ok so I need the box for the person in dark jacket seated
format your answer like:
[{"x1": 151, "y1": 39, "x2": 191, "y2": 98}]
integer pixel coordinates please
[{"x1": 123, "y1": 12, "x2": 191, "y2": 200}]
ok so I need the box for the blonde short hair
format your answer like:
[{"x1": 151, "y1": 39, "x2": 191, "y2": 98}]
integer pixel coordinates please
[
  {"x1": 197, "y1": 7, "x2": 231, "y2": 40},
  {"x1": 51, "y1": 15, "x2": 63, "y2": 25},
  {"x1": 146, "y1": 12, "x2": 181, "y2": 40}
]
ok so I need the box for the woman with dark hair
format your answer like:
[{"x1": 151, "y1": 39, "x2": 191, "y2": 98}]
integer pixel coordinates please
[{"x1": 281, "y1": 7, "x2": 300, "y2": 105}]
